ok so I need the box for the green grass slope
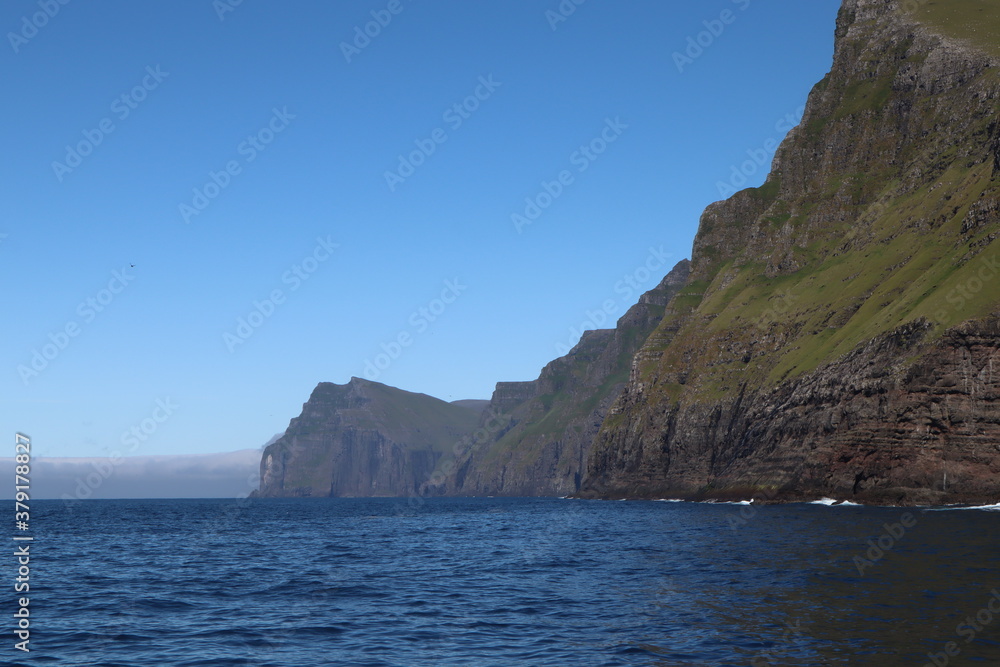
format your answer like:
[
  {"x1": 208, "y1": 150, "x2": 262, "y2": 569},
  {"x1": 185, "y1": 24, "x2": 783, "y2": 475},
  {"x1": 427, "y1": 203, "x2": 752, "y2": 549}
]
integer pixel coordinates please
[
  {"x1": 584, "y1": 0, "x2": 1000, "y2": 501},
  {"x1": 634, "y1": 1, "x2": 1000, "y2": 409},
  {"x1": 909, "y1": 0, "x2": 1000, "y2": 60}
]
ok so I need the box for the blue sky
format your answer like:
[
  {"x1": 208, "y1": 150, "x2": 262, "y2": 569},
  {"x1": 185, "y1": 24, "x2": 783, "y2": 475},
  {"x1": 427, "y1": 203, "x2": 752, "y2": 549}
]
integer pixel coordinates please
[{"x1": 3, "y1": 0, "x2": 841, "y2": 457}]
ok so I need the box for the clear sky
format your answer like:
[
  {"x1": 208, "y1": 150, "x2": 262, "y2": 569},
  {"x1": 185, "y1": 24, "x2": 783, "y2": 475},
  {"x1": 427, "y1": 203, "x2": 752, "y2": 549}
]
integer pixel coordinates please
[{"x1": 3, "y1": 0, "x2": 841, "y2": 458}]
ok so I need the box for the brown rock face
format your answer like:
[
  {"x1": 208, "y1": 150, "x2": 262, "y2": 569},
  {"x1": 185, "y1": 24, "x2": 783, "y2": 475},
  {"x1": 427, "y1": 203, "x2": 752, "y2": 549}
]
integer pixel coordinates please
[
  {"x1": 582, "y1": 0, "x2": 1000, "y2": 505},
  {"x1": 586, "y1": 318, "x2": 1000, "y2": 504},
  {"x1": 258, "y1": 1, "x2": 1000, "y2": 505}
]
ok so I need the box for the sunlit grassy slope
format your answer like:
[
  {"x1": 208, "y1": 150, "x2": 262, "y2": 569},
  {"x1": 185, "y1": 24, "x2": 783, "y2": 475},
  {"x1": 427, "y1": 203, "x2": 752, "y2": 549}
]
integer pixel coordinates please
[
  {"x1": 631, "y1": 1, "x2": 1000, "y2": 407},
  {"x1": 908, "y1": 0, "x2": 1000, "y2": 60}
]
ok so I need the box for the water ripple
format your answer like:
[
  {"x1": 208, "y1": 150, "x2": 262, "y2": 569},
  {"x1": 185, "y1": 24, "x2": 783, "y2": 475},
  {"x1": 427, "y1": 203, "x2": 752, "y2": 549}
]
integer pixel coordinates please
[{"x1": 21, "y1": 498, "x2": 1000, "y2": 666}]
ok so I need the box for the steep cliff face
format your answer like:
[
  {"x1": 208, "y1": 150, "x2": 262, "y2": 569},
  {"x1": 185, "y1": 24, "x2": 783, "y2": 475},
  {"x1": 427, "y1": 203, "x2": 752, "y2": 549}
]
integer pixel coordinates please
[
  {"x1": 583, "y1": 0, "x2": 1000, "y2": 504},
  {"x1": 443, "y1": 260, "x2": 690, "y2": 497},
  {"x1": 256, "y1": 379, "x2": 481, "y2": 497}
]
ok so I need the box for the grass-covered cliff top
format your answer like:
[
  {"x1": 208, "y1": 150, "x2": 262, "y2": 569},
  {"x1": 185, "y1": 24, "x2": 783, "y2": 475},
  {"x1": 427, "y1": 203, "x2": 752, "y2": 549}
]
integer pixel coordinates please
[
  {"x1": 907, "y1": 0, "x2": 1000, "y2": 61},
  {"x1": 279, "y1": 378, "x2": 482, "y2": 454}
]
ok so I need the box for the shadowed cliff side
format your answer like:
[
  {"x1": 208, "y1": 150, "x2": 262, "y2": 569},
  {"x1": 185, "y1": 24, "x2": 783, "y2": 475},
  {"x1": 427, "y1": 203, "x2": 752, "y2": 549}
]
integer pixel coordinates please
[
  {"x1": 256, "y1": 379, "x2": 481, "y2": 497},
  {"x1": 254, "y1": 261, "x2": 691, "y2": 500},
  {"x1": 441, "y1": 260, "x2": 691, "y2": 497}
]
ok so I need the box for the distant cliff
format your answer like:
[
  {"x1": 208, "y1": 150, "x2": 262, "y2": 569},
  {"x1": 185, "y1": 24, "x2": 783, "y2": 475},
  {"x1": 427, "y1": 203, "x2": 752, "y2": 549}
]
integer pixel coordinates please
[
  {"x1": 442, "y1": 260, "x2": 690, "y2": 497},
  {"x1": 256, "y1": 379, "x2": 481, "y2": 497},
  {"x1": 582, "y1": 0, "x2": 1000, "y2": 505},
  {"x1": 257, "y1": 263, "x2": 689, "y2": 499}
]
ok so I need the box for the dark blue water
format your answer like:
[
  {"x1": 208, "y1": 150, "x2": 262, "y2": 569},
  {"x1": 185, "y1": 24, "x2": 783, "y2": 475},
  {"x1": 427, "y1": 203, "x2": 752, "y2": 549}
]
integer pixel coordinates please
[{"x1": 7, "y1": 498, "x2": 1000, "y2": 666}]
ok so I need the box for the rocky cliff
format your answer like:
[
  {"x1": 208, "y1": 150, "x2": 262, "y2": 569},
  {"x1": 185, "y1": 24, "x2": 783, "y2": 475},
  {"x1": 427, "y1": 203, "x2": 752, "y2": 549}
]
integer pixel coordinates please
[
  {"x1": 442, "y1": 260, "x2": 690, "y2": 497},
  {"x1": 255, "y1": 261, "x2": 690, "y2": 499},
  {"x1": 582, "y1": 0, "x2": 1000, "y2": 504},
  {"x1": 255, "y1": 379, "x2": 481, "y2": 497},
  {"x1": 257, "y1": 0, "x2": 1000, "y2": 505}
]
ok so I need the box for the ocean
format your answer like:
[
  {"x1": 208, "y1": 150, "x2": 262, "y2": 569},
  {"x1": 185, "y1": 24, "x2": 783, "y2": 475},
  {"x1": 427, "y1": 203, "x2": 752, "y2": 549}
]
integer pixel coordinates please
[{"x1": 10, "y1": 497, "x2": 1000, "y2": 666}]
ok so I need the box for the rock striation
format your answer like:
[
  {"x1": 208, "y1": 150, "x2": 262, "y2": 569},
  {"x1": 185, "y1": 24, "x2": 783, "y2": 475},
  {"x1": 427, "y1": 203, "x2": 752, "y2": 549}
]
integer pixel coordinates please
[
  {"x1": 258, "y1": 0, "x2": 1000, "y2": 505},
  {"x1": 582, "y1": 0, "x2": 1000, "y2": 504}
]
